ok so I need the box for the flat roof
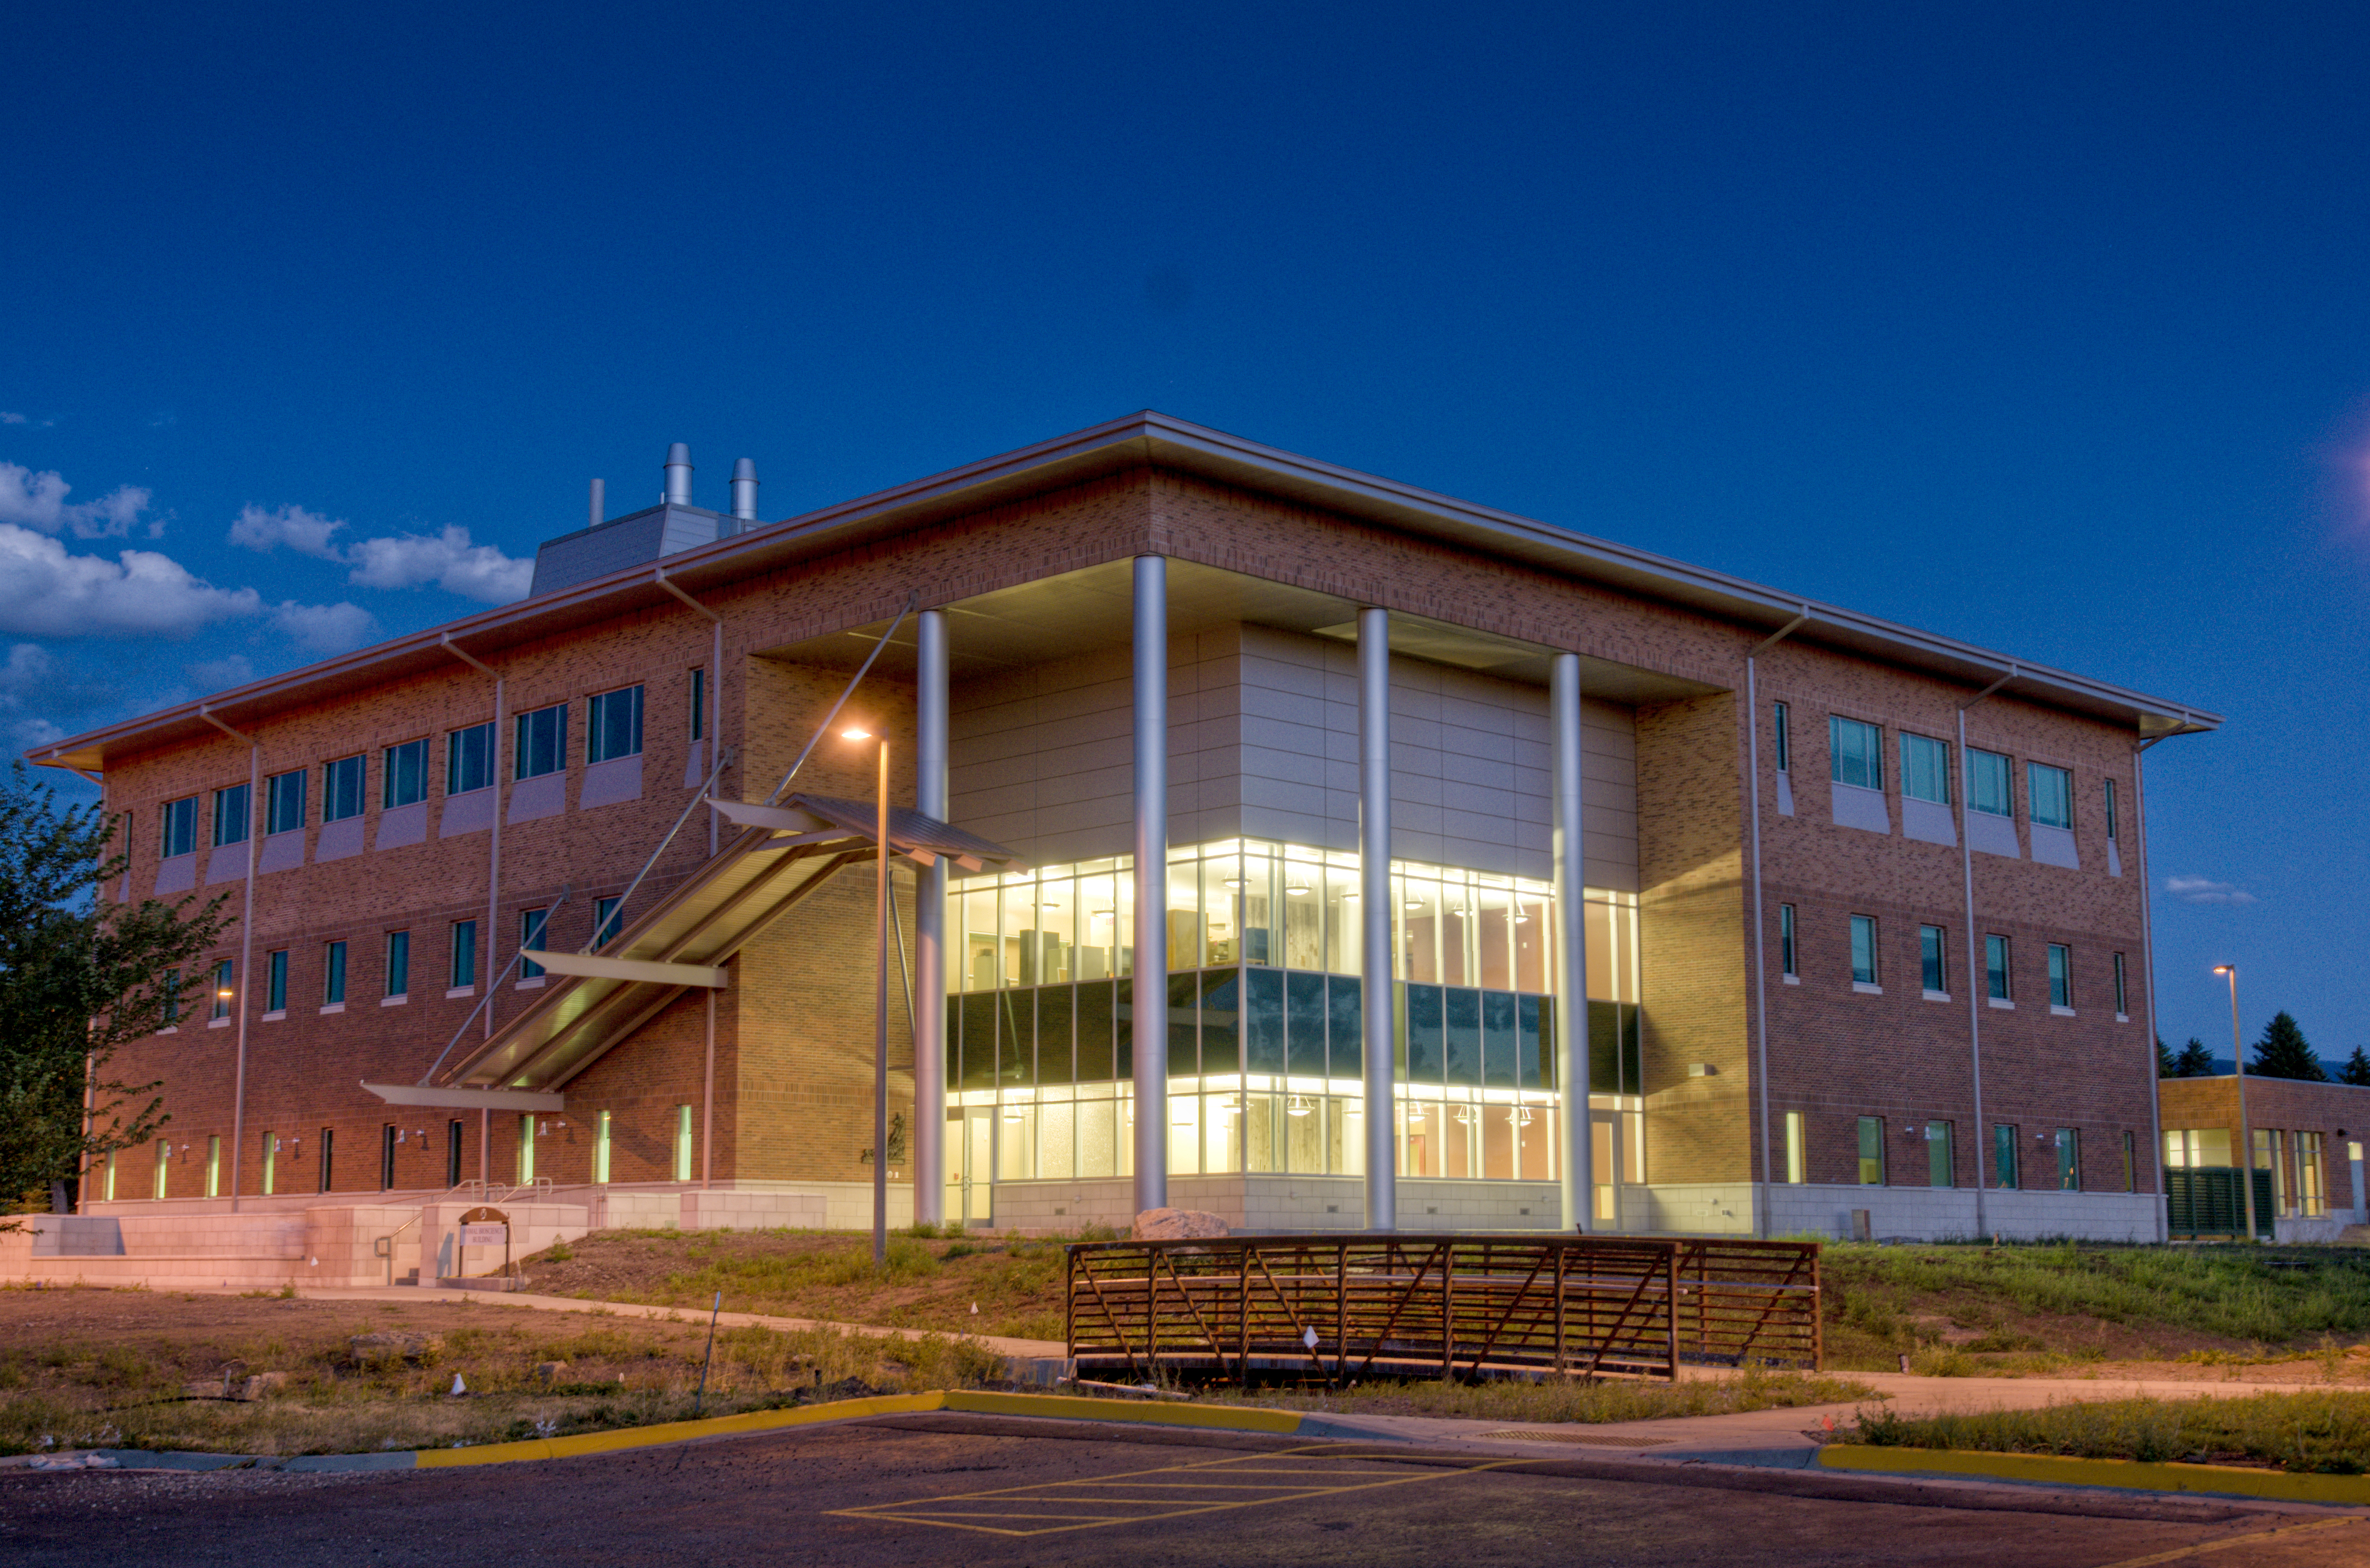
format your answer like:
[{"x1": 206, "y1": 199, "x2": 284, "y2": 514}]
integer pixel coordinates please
[{"x1": 31, "y1": 411, "x2": 2221, "y2": 774}]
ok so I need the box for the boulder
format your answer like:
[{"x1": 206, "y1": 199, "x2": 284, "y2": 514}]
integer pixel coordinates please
[
  {"x1": 1129, "y1": 1208, "x2": 1229, "y2": 1241},
  {"x1": 349, "y1": 1330, "x2": 443, "y2": 1364},
  {"x1": 236, "y1": 1371, "x2": 289, "y2": 1401},
  {"x1": 534, "y1": 1360, "x2": 569, "y2": 1384}
]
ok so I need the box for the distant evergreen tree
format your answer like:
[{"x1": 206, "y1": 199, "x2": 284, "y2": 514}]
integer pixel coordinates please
[
  {"x1": 2339, "y1": 1047, "x2": 2370, "y2": 1088},
  {"x1": 2172, "y1": 1038, "x2": 2217, "y2": 1077},
  {"x1": 2250, "y1": 1011, "x2": 2327, "y2": 1082},
  {"x1": 2157, "y1": 1036, "x2": 2176, "y2": 1077}
]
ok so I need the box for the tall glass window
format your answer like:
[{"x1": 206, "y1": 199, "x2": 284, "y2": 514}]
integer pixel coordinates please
[
  {"x1": 1849, "y1": 915, "x2": 1878, "y2": 986},
  {"x1": 324, "y1": 940, "x2": 347, "y2": 1005},
  {"x1": 2104, "y1": 777, "x2": 2119, "y2": 842},
  {"x1": 212, "y1": 783, "x2": 251, "y2": 847},
  {"x1": 1772, "y1": 701, "x2": 1789, "y2": 771},
  {"x1": 1900, "y1": 734, "x2": 1950, "y2": 804},
  {"x1": 2113, "y1": 951, "x2": 2128, "y2": 1016},
  {"x1": 2028, "y1": 763, "x2": 2072, "y2": 830},
  {"x1": 516, "y1": 704, "x2": 567, "y2": 778},
  {"x1": 520, "y1": 909, "x2": 549, "y2": 978},
  {"x1": 2048, "y1": 943, "x2": 2072, "y2": 1008},
  {"x1": 1926, "y1": 1120, "x2": 1954, "y2": 1188},
  {"x1": 384, "y1": 738, "x2": 428, "y2": 808},
  {"x1": 1783, "y1": 1110, "x2": 1806, "y2": 1183},
  {"x1": 1994, "y1": 1124, "x2": 2019, "y2": 1188},
  {"x1": 266, "y1": 949, "x2": 288, "y2": 1013},
  {"x1": 1779, "y1": 903, "x2": 1796, "y2": 976},
  {"x1": 674, "y1": 1105, "x2": 694, "y2": 1181},
  {"x1": 162, "y1": 796, "x2": 199, "y2": 858},
  {"x1": 588, "y1": 685, "x2": 644, "y2": 763},
  {"x1": 386, "y1": 930, "x2": 410, "y2": 998},
  {"x1": 1918, "y1": 924, "x2": 1946, "y2": 994},
  {"x1": 322, "y1": 755, "x2": 366, "y2": 822},
  {"x1": 594, "y1": 895, "x2": 623, "y2": 948},
  {"x1": 448, "y1": 722, "x2": 494, "y2": 794},
  {"x1": 2054, "y1": 1127, "x2": 2081, "y2": 1191},
  {"x1": 1829, "y1": 716, "x2": 1883, "y2": 791},
  {"x1": 688, "y1": 669, "x2": 706, "y2": 741},
  {"x1": 212, "y1": 959, "x2": 233, "y2": 1020},
  {"x1": 1967, "y1": 749, "x2": 2012, "y2": 818},
  {"x1": 265, "y1": 769, "x2": 306, "y2": 835},
  {"x1": 1857, "y1": 1116, "x2": 1885, "y2": 1185},
  {"x1": 450, "y1": 920, "x2": 477, "y2": 990},
  {"x1": 1985, "y1": 934, "x2": 2011, "y2": 1000}
]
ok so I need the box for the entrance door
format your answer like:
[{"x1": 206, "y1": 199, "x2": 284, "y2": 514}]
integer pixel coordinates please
[{"x1": 945, "y1": 1108, "x2": 994, "y2": 1228}]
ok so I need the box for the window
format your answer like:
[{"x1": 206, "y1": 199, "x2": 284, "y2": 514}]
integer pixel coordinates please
[
  {"x1": 161, "y1": 967, "x2": 181, "y2": 1026},
  {"x1": 1849, "y1": 915, "x2": 1879, "y2": 987},
  {"x1": 2048, "y1": 943, "x2": 2072, "y2": 1009},
  {"x1": 385, "y1": 930, "x2": 411, "y2": 999},
  {"x1": 515, "y1": 703, "x2": 566, "y2": 779},
  {"x1": 2054, "y1": 1127, "x2": 2080, "y2": 1191},
  {"x1": 1985, "y1": 935, "x2": 2011, "y2": 1000},
  {"x1": 1926, "y1": 1120, "x2": 1954, "y2": 1188},
  {"x1": 1967, "y1": 748, "x2": 2013, "y2": 818},
  {"x1": 594, "y1": 894, "x2": 623, "y2": 949},
  {"x1": 265, "y1": 769, "x2": 306, "y2": 835},
  {"x1": 674, "y1": 1105, "x2": 694, "y2": 1181},
  {"x1": 380, "y1": 1125, "x2": 396, "y2": 1191},
  {"x1": 1778, "y1": 903, "x2": 1797, "y2": 977},
  {"x1": 324, "y1": 941, "x2": 347, "y2": 1005},
  {"x1": 261, "y1": 1130, "x2": 276, "y2": 1196},
  {"x1": 212, "y1": 783, "x2": 251, "y2": 847},
  {"x1": 162, "y1": 796, "x2": 199, "y2": 858},
  {"x1": 1772, "y1": 702, "x2": 1789, "y2": 772},
  {"x1": 2028, "y1": 763, "x2": 2072, "y2": 830},
  {"x1": 103, "y1": 1148, "x2": 116, "y2": 1203},
  {"x1": 154, "y1": 1139, "x2": 169, "y2": 1200},
  {"x1": 318, "y1": 1127, "x2": 334, "y2": 1193},
  {"x1": 212, "y1": 959, "x2": 234, "y2": 1020},
  {"x1": 447, "y1": 1120, "x2": 464, "y2": 1188},
  {"x1": 266, "y1": 949, "x2": 288, "y2": 1014},
  {"x1": 450, "y1": 920, "x2": 477, "y2": 990},
  {"x1": 1857, "y1": 1116, "x2": 1886, "y2": 1185},
  {"x1": 2104, "y1": 777, "x2": 2119, "y2": 843},
  {"x1": 520, "y1": 909, "x2": 549, "y2": 978},
  {"x1": 594, "y1": 1110, "x2": 612, "y2": 1184},
  {"x1": 384, "y1": 738, "x2": 428, "y2": 808},
  {"x1": 322, "y1": 755, "x2": 366, "y2": 822},
  {"x1": 588, "y1": 684, "x2": 644, "y2": 763},
  {"x1": 1900, "y1": 734, "x2": 1951, "y2": 805},
  {"x1": 2123, "y1": 1131, "x2": 2138, "y2": 1195},
  {"x1": 1829, "y1": 716, "x2": 1883, "y2": 791},
  {"x1": 448, "y1": 721, "x2": 494, "y2": 794},
  {"x1": 2112, "y1": 952, "x2": 2128, "y2": 1017},
  {"x1": 1919, "y1": 925, "x2": 1947, "y2": 995},
  {"x1": 2297, "y1": 1131, "x2": 2325, "y2": 1215},
  {"x1": 1994, "y1": 1125, "x2": 2019, "y2": 1189},
  {"x1": 517, "y1": 1114, "x2": 535, "y2": 1183},
  {"x1": 205, "y1": 1135, "x2": 221, "y2": 1199},
  {"x1": 689, "y1": 669, "x2": 707, "y2": 742},
  {"x1": 1783, "y1": 1111, "x2": 1806, "y2": 1184}
]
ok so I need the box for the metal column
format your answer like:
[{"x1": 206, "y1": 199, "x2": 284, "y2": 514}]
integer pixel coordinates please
[
  {"x1": 1551, "y1": 655, "x2": 1594, "y2": 1232},
  {"x1": 913, "y1": 608, "x2": 949, "y2": 1226},
  {"x1": 1358, "y1": 607, "x2": 1396, "y2": 1230},
  {"x1": 1132, "y1": 557, "x2": 1169, "y2": 1215}
]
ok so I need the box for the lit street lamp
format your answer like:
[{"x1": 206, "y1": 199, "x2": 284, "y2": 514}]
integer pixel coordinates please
[
  {"x1": 2212, "y1": 964, "x2": 2257, "y2": 1243},
  {"x1": 843, "y1": 726, "x2": 891, "y2": 1266}
]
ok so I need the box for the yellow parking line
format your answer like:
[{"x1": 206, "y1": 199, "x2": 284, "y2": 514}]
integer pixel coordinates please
[
  {"x1": 2093, "y1": 1515, "x2": 2363, "y2": 1567},
  {"x1": 827, "y1": 1443, "x2": 1520, "y2": 1538}
]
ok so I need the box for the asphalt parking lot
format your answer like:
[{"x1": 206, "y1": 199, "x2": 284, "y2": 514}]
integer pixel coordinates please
[{"x1": 3, "y1": 1415, "x2": 2363, "y2": 1567}]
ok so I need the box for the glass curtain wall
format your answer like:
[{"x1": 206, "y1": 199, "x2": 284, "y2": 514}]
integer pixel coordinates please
[{"x1": 945, "y1": 839, "x2": 1641, "y2": 1194}]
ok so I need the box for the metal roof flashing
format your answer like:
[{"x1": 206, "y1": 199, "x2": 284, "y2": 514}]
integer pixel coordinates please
[{"x1": 26, "y1": 412, "x2": 2219, "y2": 774}]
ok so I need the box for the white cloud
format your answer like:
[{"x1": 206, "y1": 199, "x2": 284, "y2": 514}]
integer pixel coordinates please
[
  {"x1": 346, "y1": 525, "x2": 532, "y2": 603},
  {"x1": 0, "y1": 643, "x2": 54, "y2": 693},
  {"x1": 269, "y1": 600, "x2": 377, "y2": 653},
  {"x1": 2166, "y1": 875, "x2": 2258, "y2": 906},
  {"x1": 230, "y1": 503, "x2": 346, "y2": 559},
  {"x1": 9, "y1": 716, "x2": 64, "y2": 749},
  {"x1": 0, "y1": 524, "x2": 260, "y2": 639},
  {"x1": 0, "y1": 413, "x2": 26, "y2": 425},
  {"x1": 0, "y1": 461, "x2": 153, "y2": 538},
  {"x1": 183, "y1": 655, "x2": 255, "y2": 691}
]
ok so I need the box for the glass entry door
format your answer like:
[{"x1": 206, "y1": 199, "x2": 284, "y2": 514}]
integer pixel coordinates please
[{"x1": 945, "y1": 1108, "x2": 994, "y2": 1229}]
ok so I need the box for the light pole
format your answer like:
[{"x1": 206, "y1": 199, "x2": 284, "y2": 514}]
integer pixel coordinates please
[
  {"x1": 2212, "y1": 965, "x2": 2257, "y2": 1244},
  {"x1": 843, "y1": 726, "x2": 892, "y2": 1266}
]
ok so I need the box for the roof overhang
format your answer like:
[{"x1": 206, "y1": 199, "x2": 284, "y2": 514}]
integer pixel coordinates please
[{"x1": 28, "y1": 412, "x2": 2220, "y2": 772}]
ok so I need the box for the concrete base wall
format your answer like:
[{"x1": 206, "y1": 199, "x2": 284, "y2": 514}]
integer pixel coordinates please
[{"x1": 1763, "y1": 1183, "x2": 2161, "y2": 1242}]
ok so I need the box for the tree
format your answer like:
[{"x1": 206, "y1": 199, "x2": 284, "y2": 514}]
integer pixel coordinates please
[
  {"x1": 2156, "y1": 1036, "x2": 2176, "y2": 1077},
  {"x1": 2340, "y1": 1047, "x2": 2370, "y2": 1088},
  {"x1": 2249, "y1": 1011, "x2": 2326, "y2": 1082},
  {"x1": 2172, "y1": 1038, "x2": 2217, "y2": 1077},
  {"x1": 0, "y1": 765, "x2": 231, "y2": 1209}
]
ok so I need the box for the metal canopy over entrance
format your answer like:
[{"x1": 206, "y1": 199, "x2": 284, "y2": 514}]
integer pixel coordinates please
[{"x1": 433, "y1": 793, "x2": 1024, "y2": 1093}]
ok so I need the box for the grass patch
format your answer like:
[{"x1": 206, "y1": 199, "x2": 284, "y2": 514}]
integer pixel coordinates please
[
  {"x1": 1847, "y1": 1389, "x2": 2370, "y2": 1472},
  {"x1": 1209, "y1": 1365, "x2": 1882, "y2": 1424}
]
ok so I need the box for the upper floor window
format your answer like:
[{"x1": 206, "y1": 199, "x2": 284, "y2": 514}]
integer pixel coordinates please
[
  {"x1": 1778, "y1": 903, "x2": 1797, "y2": 976},
  {"x1": 689, "y1": 669, "x2": 708, "y2": 742},
  {"x1": 2048, "y1": 943, "x2": 2073, "y2": 1008},
  {"x1": 265, "y1": 769, "x2": 306, "y2": 835},
  {"x1": 516, "y1": 704, "x2": 566, "y2": 780},
  {"x1": 1849, "y1": 915, "x2": 1879, "y2": 986},
  {"x1": 162, "y1": 796, "x2": 199, "y2": 859},
  {"x1": 1985, "y1": 934, "x2": 2012, "y2": 999},
  {"x1": 323, "y1": 755, "x2": 366, "y2": 823},
  {"x1": 2103, "y1": 777, "x2": 2119, "y2": 842},
  {"x1": 1900, "y1": 734, "x2": 1950, "y2": 805},
  {"x1": 1919, "y1": 924, "x2": 1948, "y2": 994},
  {"x1": 1829, "y1": 716, "x2": 1883, "y2": 791},
  {"x1": 1967, "y1": 749, "x2": 2013, "y2": 818},
  {"x1": 448, "y1": 721, "x2": 494, "y2": 795},
  {"x1": 212, "y1": 783, "x2": 251, "y2": 848},
  {"x1": 1772, "y1": 702, "x2": 1789, "y2": 772},
  {"x1": 2028, "y1": 763, "x2": 2073, "y2": 830},
  {"x1": 384, "y1": 739, "x2": 428, "y2": 809},
  {"x1": 588, "y1": 684, "x2": 644, "y2": 764},
  {"x1": 2112, "y1": 950, "x2": 2128, "y2": 1016}
]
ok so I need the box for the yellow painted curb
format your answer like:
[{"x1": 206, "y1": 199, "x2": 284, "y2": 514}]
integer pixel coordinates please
[
  {"x1": 413, "y1": 1392, "x2": 947, "y2": 1468},
  {"x1": 1820, "y1": 1444, "x2": 2370, "y2": 1506},
  {"x1": 944, "y1": 1389, "x2": 1303, "y2": 1434}
]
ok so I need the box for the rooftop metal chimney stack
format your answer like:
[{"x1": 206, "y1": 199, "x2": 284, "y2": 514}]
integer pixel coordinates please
[
  {"x1": 664, "y1": 443, "x2": 694, "y2": 507},
  {"x1": 731, "y1": 458, "x2": 759, "y2": 522}
]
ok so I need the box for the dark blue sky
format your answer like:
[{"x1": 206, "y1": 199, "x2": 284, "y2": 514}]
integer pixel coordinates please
[{"x1": 7, "y1": 2, "x2": 2367, "y2": 1061}]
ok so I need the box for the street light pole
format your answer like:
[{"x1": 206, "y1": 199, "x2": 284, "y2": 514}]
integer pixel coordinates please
[{"x1": 2213, "y1": 965, "x2": 2256, "y2": 1243}]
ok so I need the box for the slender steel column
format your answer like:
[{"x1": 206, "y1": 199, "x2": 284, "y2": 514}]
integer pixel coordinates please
[
  {"x1": 913, "y1": 608, "x2": 949, "y2": 1226},
  {"x1": 1551, "y1": 655, "x2": 1594, "y2": 1232},
  {"x1": 1131, "y1": 557, "x2": 1169, "y2": 1214},
  {"x1": 1357, "y1": 607, "x2": 1396, "y2": 1230}
]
